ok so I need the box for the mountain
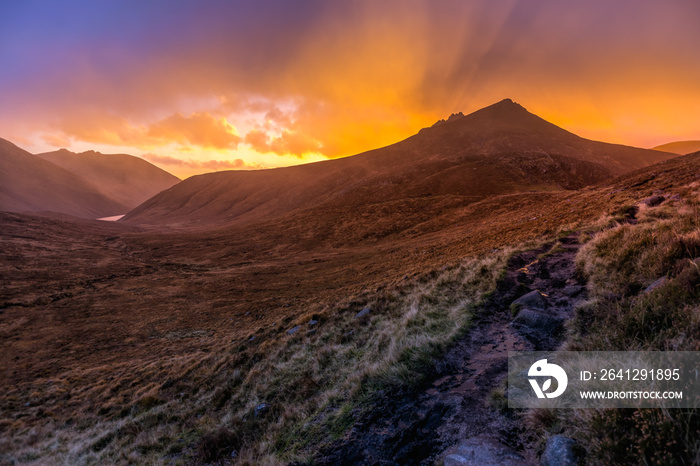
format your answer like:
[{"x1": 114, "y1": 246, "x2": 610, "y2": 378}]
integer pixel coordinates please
[
  {"x1": 652, "y1": 140, "x2": 700, "y2": 155},
  {"x1": 37, "y1": 149, "x2": 179, "y2": 210},
  {"x1": 122, "y1": 99, "x2": 676, "y2": 228},
  {"x1": 0, "y1": 138, "x2": 127, "y2": 218}
]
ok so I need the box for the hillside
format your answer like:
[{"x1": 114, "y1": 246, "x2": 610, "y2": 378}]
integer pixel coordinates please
[
  {"x1": 652, "y1": 140, "x2": 700, "y2": 155},
  {"x1": 3, "y1": 149, "x2": 700, "y2": 464},
  {"x1": 37, "y1": 149, "x2": 179, "y2": 210},
  {"x1": 122, "y1": 99, "x2": 675, "y2": 228},
  {"x1": 0, "y1": 138, "x2": 127, "y2": 218}
]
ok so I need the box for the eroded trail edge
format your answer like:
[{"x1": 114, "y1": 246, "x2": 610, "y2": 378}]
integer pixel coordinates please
[{"x1": 314, "y1": 234, "x2": 587, "y2": 465}]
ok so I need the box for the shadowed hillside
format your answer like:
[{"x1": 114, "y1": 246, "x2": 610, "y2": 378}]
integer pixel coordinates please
[
  {"x1": 0, "y1": 138, "x2": 127, "y2": 218},
  {"x1": 37, "y1": 149, "x2": 179, "y2": 210},
  {"x1": 122, "y1": 99, "x2": 675, "y2": 228}
]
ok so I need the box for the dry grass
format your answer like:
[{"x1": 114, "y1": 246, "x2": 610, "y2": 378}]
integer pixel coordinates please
[
  {"x1": 0, "y1": 242, "x2": 512, "y2": 465},
  {"x1": 536, "y1": 187, "x2": 700, "y2": 465},
  {"x1": 5, "y1": 154, "x2": 700, "y2": 464}
]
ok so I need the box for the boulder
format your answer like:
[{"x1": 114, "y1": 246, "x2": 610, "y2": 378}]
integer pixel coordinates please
[
  {"x1": 513, "y1": 309, "x2": 563, "y2": 334},
  {"x1": 562, "y1": 286, "x2": 584, "y2": 298},
  {"x1": 443, "y1": 436, "x2": 527, "y2": 466},
  {"x1": 641, "y1": 195, "x2": 665, "y2": 207},
  {"x1": 286, "y1": 326, "x2": 301, "y2": 335},
  {"x1": 355, "y1": 307, "x2": 371, "y2": 319},
  {"x1": 540, "y1": 436, "x2": 582, "y2": 466},
  {"x1": 254, "y1": 403, "x2": 269, "y2": 419},
  {"x1": 511, "y1": 290, "x2": 548, "y2": 311},
  {"x1": 644, "y1": 277, "x2": 668, "y2": 293}
]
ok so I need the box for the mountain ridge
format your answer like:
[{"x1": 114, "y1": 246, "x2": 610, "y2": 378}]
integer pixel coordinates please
[
  {"x1": 0, "y1": 138, "x2": 127, "y2": 218},
  {"x1": 652, "y1": 140, "x2": 700, "y2": 155},
  {"x1": 122, "y1": 99, "x2": 676, "y2": 228},
  {"x1": 0, "y1": 139, "x2": 179, "y2": 218},
  {"x1": 37, "y1": 148, "x2": 179, "y2": 210}
]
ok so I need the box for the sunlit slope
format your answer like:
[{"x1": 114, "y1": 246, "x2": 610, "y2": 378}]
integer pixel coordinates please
[
  {"x1": 0, "y1": 138, "x2": 126, "y2": 218},
  {"x1": 37, "y1": 149, "x2": 179, "y2": 210}
]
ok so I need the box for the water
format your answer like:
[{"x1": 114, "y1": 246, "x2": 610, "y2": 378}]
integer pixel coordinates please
[{"x1": 96, "y1": 214, "x2": 125, "y2": 222}]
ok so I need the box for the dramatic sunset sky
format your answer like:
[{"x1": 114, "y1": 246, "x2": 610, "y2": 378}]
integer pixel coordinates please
[{"x1": 2, "y1": 0, "x2": 699, "y2": 178}]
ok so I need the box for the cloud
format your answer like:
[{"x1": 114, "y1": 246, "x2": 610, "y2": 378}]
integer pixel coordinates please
[
  {"x1": 3, "y1": 0, "x2": 700, "y2": 161},
  {"x1": 52, "y1": 111, "x2": 241, "y2": 150},
  {"x1": 143, "y1": 153, "x2": 263, "y2": 171},
  {"x1": 41, "y1": 132, "x2": 72, "y2": 148},
  {"x1": 244, "y1": 129, "x2": 322, "y2": 157},
  {"x1": 147, "y1": 112, "x2": 241, "y2": 149}
]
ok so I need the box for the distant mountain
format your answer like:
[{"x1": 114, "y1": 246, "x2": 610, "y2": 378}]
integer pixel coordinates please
[
  {"x1": 0, "y1": 138, "x2": 126, "y2": 218},
  {"x1": 0, "y1": 139, "x2": 179, "y2": 218},
  {"x1": 122, "y1": 99, "x2": 677, "y2": 228},
  {"x1": 37, "y1": 149, "x2": 179, "y2": 210},
  {"x1": 652, "y1": 140, "x2": 700, "y2": 155}
]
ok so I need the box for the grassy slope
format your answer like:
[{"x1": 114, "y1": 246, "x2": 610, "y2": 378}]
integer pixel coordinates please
[
  {"x1": 3, "y1": 153, "x2": 700, "y2": 464},
  {"x1": 531, "y1": 184, "x2": 700, "y2": 465},
  {"x1": 0, "y1": 242, "x2": 516, "y2": 464}
]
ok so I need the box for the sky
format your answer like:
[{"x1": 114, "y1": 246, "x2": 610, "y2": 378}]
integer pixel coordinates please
[{"x1": 1, "y1": 0, "x2": 699, "y2": 178}]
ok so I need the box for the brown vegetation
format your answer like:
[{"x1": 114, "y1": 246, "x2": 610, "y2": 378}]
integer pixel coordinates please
[
  {"x1": 525, "y1": 167, "x2": 700, "y2": 465},
  {"x1": 1, "y1": 119, "x2": 698, "y2": 462}
]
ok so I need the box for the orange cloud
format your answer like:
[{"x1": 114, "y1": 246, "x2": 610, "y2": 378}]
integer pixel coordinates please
[
  {"x1": 52, "y1": 111, "x2": 241, "y2": 150},
  {"x1": 3, "y1": 1, "x2": 700, "y2": 168},
  {"x1": 147, "y1": 112, "x2": 241, "y2": 149},
  {"x1": 41, "y1": 132, "x2": 72, "y2": 148},
  {"x1": 244, "y1": 128, "x2": 322, "y2": 157},
  {"x1": 143, "y1": 153, "x2": 263, "y2": 171}
]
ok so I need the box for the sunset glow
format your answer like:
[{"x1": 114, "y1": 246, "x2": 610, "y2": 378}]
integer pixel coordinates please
[{"x1": 2, "y1": 0, "x2": 699, "y2": 177}]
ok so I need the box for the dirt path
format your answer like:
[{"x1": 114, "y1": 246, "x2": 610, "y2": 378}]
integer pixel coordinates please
[{"x1": 313, "y1": 234, "x2": 587, "y2": 465}]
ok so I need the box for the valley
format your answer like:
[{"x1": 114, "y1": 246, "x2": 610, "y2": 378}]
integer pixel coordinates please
[{"x1": 1, "y1": 101, "x2": 700, "y2": 464}]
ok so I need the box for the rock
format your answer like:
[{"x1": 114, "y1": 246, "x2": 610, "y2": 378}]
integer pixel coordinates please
[
  {"x1": 641, "y1": 195, "x2": 665, "y2": 207},
  {"x1": 355, "y1": 307, "x2": 371, "y2": 320},
  {"x1": 247, "y1": 336, "x2": 256, "y2": 342},
  {"x1": 513, "y1": 309, "x2": 563, "y2": 333},
  {"x1": 644, "y1": 277, "x2": 668, "y2": 293},
  {"x1": 306, "y1": 329, "x2": 317, "y2": 336},
  {"x1": 308, "y1": 319, "x2": 319, "y2": 326},
  {"x1": 443, "y1": 436, "x2": 528, "y2": 465},
  {"x1": 669, "y1": 194, "x2": 682, "y2": 202},
  {"x1": 254, "y1": 403, "x2": 269, "y2": 419},
  {"x1": 540, "y1": 435, "x2": 582, "y2": 466},
  {"x1": 286, "y1": 326, "x2": 301, "y2": 335},
  {"x1": 562, "y1": 286, "x2": 584, "y2": 298},
  {"x1": 511, "y1": 290, "x2": 548, "y2": 311}
]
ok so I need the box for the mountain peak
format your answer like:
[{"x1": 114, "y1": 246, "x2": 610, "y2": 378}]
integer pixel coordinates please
[
  {"x1": 430, "y1": 98, "x2": 530, "y2": 129},
  {"x1": 479, "y1": 98, "x2": 527, "y2": 114}
]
